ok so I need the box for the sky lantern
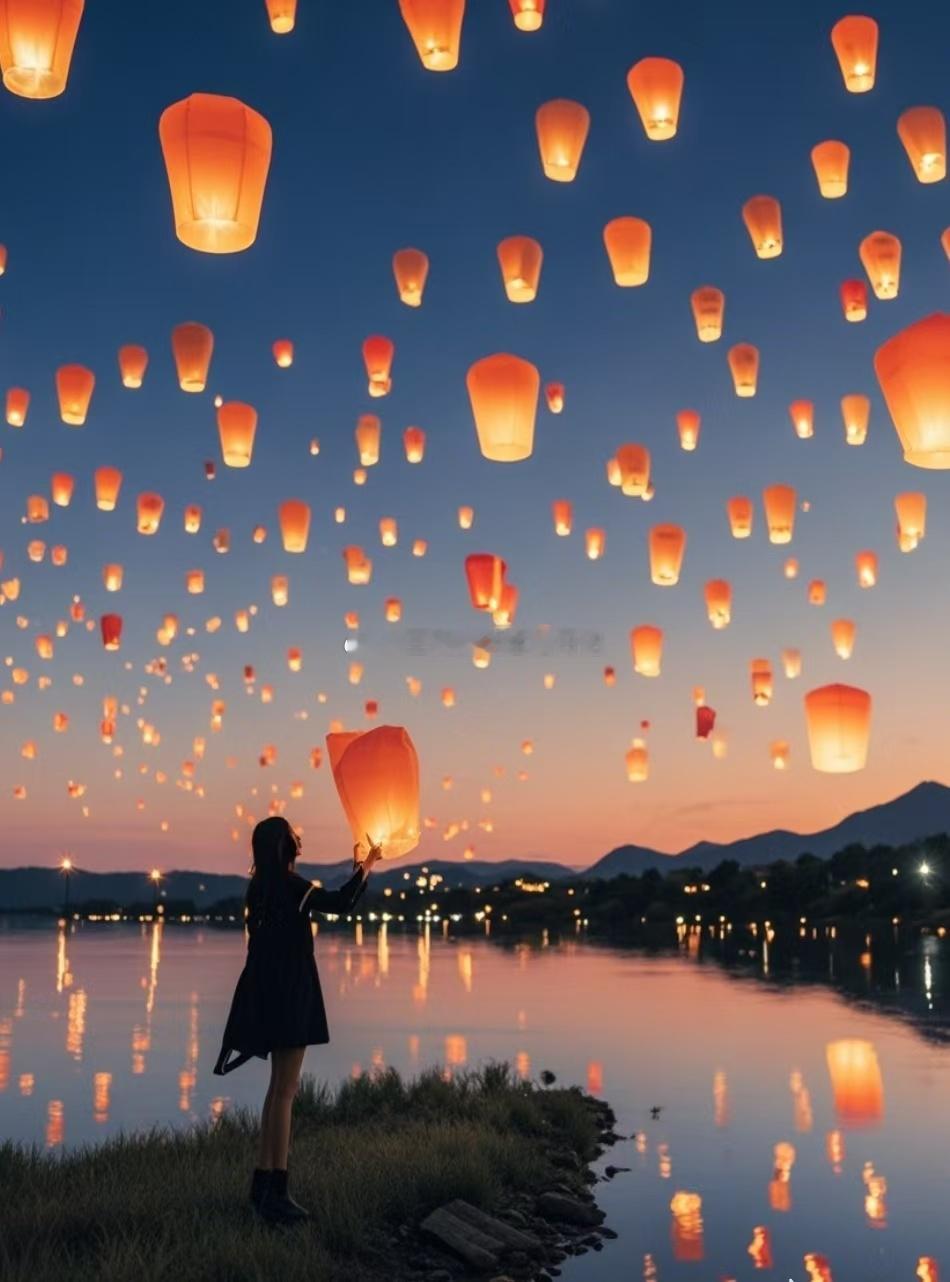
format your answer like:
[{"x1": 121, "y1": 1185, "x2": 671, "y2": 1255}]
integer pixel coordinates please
[
  {"x1": 874, "y1": 313, "x2": 950, "y2": 468},
  {"x1": 135, "y1": 492, "x2": 165, "y2": 537},
  {"x1": 727, "y1": 495, "x2": 753, "y2": 539},
  {"x1": 897, "y1": 107, "x2": 946, "y2": 183},
  {"x1": 826, "y1": 1040, "x2": 884, "y2": 1124},
  {"x1": 782, "y1": 648, "x2": 802, "y2": 679},
  {"x1": 770, "y1": 740, "x2": 790, "y2": 771},
  {"x1": 159, "y1": 93, "x2": 272, "y2": 253},
  {"x1": 278, "y1": 500, "x2": 310, "y2": 553},
  {"x1": 603, "y1": 666, "x2": 616, "y2": 686},
  {"x1": 55, "y1": 364, "x2": 94, "y2": 425},
  {"x1": 271, "y1": 574, "x2": 289, "y2": 606},
  {"x1": 585, "y1": 528, "x2": 606, "y2": 560},
  {"x1": 603, "y1": 217, "x2": 652, "y2": 286},
  {"x1": 631, "y1": 625, "x2": 663, "y2": 677},
  {"x1": 355, "y1": 414, "x2": 381, "y2": 466},
  {"x1": 625, "y1": 740, "x2": 649, "y2": 782},
  {"x1": 830, "y1": 15, "x2": 878, "y2": 92},
  {"x1": 183, "y1": 505, "x2": 202, "y2": 535},
  {"x1": 832, "y1": 618, "x2": 856, "y2": 659},
  {"x1": 412, "y1": 538, "x2": 427, "y2": 557},
  {"x1": 0, "y1": 0, "x2": 84, "y2": 98},
  {"x1": 808, "y1": 579, "x2": 827, "y2": 605},
  {"x1": 379, "y1": 517, "x2": 398, "y2": 546},
  {"x1": 742, "y1": 196, "x2": 783, "y2": 259},
  {"x1": 535, "y1": 99, "x2": 590, "y2": 182},
  {"x1": 327, "y1": 725, "x2": 420, "y2": 859},
  {"x1": 696, "y1": 705, "x2": 716, "y2": 740},
  {"x1": 343, "y1": 546, "x2": 372, "y2": 585},
  {"x1": 750, "y1": 658, "x2": 773, "y2": 706},
  {"x1": 385, "y1": 598, "x2": 402, "y2": 623},
  {"x1": 705, "y1": 579, "x2": 731, "y2": 629},
  {"x1": 0, "y1": 243, "x2": 5, "y2": 273},
  {"x1": 392, "y1": 248, "x2": 429, "y2": 306},
  {"x1": 5, "y1": 387, "x2": 28, "y2": 427},
  {"x1": 727, "y1": 343, "x2": 759, "y2": 397},
  {"x1": 840, "y1": 279, "x2": 868, "y2": 322},
  {"x1": 458, "y1": 505, "x2": 474, "y2": 529},
  {"x1": 363, "y1": 336, "x2": 394, "y2": 397},
  {"x1": 465, "y1": 554, "x2": 506, "y2": 611},
  {"x1": 100, "y1": 614, "x2": 122, "y2": 651},
  {"x1": 94, "y1": 467, "x2": 122, "y2": 511},
  {"x1": 649, "y1": 524, "x2": 686, "y2": 586},
  {"x1": 186, "y1": 569, "x2": 205, "y2": 595},
  {"x1": 272, "y1": 338, "x2": 294, "y2": 368},
  {"x1": 676, "y1": 409, "x2": 700, "y2": 451},
  {"x1": 552, "y1": 499, "x2": 573, "y2": 536},
  {"x1": 860, "y1": 231, "x2": 901, "y2": 300},
  {"x1": 841, "y1": 393, "x2": 870, "y2": 445},
  {"x1": 51, "y1": 473, "x2": 74, "y2": 507},
  {"x1": 172, "y1": 322, "x2": 214, "y2": 392},
  {"x1": 265, "y1": 0, "x2": 296, "y2": 34},
  {"x1": 497, "y1": 236, "x2": 543, "y2": 302},
  {"x1": 441, "y1": 687, "x2": 456, "y2": 708},
  {"x1": 811, "y1": 140, "x2": 850, "y2": 197},
  {"x1": 789, "y1": 400, "x2": 815, "y2": 440},
  {"x1": 604, "y1": 457, "x2": 621, "y2": 487},
  {"x1": 509, "y1": 0, "x2": 544, "y2": 29},
  {"x1": 399, "y1": 0, "x2": 465, "y2": 72},
  {"x1": 403, "y1": 426, "x2": 426, "y2": 463},
  {"x1": 466, "y1": 353, "x2": 540, "y2": 462},
  {"x1": 617, "y1": 443, "x2": 651, "y2": 497},
  {"x1": 493, "y1": 581, "x2": 519, "y2": 627},
  {"x1": 855, "y1": 549, "x2": 878, "y2": 587},
  {"x1": 690, "y1": 286, "x2": 724, "y2": 342},
  {"x1": 26, "y1": 494, "x2": 49, "y2": 522},
  {"x1": 626, "y1": 57, "x2": 683, "y2": 141},
  {"x1": 763, "y1": 484, "x2": 796, "y2": 544},
  {"x1": 894, "y1": 492, "x2": 926, "y2": 549},
  {"x1": 806, "y1": 684, "x2": 871, "y2": 772},
  {"x1": 118, "y1": 345, "x2": 148, "y2": 389},
  {"x1": 545, "y1": 382, "x2": 564, "y2": 413},
  {"x1": 217, "y1": 402, "x2": 257, "y2": 468}
]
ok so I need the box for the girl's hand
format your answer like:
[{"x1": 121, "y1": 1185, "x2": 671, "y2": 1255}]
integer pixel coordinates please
[{"x1": 353, "y1": 841, "x2": 383, "y2": 872}]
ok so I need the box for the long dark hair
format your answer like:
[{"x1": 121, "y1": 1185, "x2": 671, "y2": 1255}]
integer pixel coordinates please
[{"x1": 245, "y1": 816, "x2": 297, "y2": 922}]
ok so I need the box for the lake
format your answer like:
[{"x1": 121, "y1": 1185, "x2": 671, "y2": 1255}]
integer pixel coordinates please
[{"x1": 1, "y1": 916, "x2": 947, "y2": 1280}]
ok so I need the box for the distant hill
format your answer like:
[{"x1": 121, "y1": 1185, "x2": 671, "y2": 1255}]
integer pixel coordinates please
[{"x1": 586, "y1": 781, "x2": 950, "y2": 878}]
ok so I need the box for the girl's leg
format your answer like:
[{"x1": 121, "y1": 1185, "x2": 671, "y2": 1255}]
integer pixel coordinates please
[
  {"x1": 256, "y1": 1067, "x2": 276, "y2": 1169},
  {"x1": 269, "y1": 1046, "x2": 306, "y2": 1171}
]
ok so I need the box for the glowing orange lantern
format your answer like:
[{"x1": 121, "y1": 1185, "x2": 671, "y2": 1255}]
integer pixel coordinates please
[
  {"x1": 855, "y1": 549, "x2": 877, "y2": 587},
  {"x1": 830, "y1": 15, "x2": 878, "y2": 93},
  {"x1": 691, "y1": 286, "x2": 724, "y2": 342},
  {"x1": 826, "y1": 1039, "x2": 884, "y2": 1123},
  {"x1": 631, "y1": 625, "x2": 663, "y2": 677},
  {"x1": 705, "y1": 579, "x2": 731, "y2": 629},
  {"x1": 51, "y1": 473, "x2": 74, "y2": 507},
  {"x1": 393, "y1": 248, "x2": 429, "y2": 306},
  {"x1": 617, "y1": 443, "x2": 651, "y2": 497},
  {"x1": 811, "y1": 141, "x2": 850, "y2": 198},
  {"x1": 552, "y1": 499, "x2": 573, "y2": 536},
  {"x1": 6, "y1": 387, "x2": 28, "y2": 426},
  {"x1": 832, "y1": 618, "x2": 856, "y2": 659},
  {"x1": 626, "y1": 57, "x2": 684, "y2": 141},
  {"x1": 465, "y1": 554, "x2": 506, "y2": 611},
  {"x1": 841, "y1": 393, "x2": 869, "y2": 445},
  {"x1": 26, "y1": 494, "x2": 48, "y2": 523},
  {"x1": 363, "y1": 336, "x2": 394, "y2": 397},
  {"x1": 545, "y1": 382, "x2": 564, "y2": 413},
  {"x1": 727, "y1": 495, "x2": 753, "y2": 539},
  {"x1": 458, "y1": 505, "x2": 474, "y2": 530},
  {"x1": 603, "y1": 217, "x2": 652, "y2": 286},
  {"x1": 379, "y1": 517, "x2": 398, "y2": 547},
  {"x1": 806, "y1": 685, "x2": 871, "y2": 772},
  {"x1": 894, "y1": 492, "x2": 926, "y2": 549},
  {"x1": 217, "y1": 402, "x2": 257, "y2": 468},
  {"x1": 751, "y1": 658, "x2": 773, "y2": 706},
  {"x1": 172, "y1": 322, "x2": 214, "y2": 392},
  {"x1": 535, "y1": 99, "x2": 590, "y2": 182},
  {"x1": 782, "y1": 648, "x2": 802, "y2": 679},
  {"x1": 874, "y1": 313, "x2": 950, "y2": 468},
  {"x1": 343, "y1": 546, "x2": 372, "y2": 586},
  {"x1": 159, "y1": 93, "x2": 272, "y2": 253},
  {"x1": 897, "y1": 107, "x2": 946, "y2": 183},
  {"x1": 497, "y1": 236, "x2": 543, "y2": 302},
  {"x1": 327, "y1": 724, "x2": 420, "y2": 858},
  {"x1": 649, "y1": 524, "x2": 686, "y2": 586},
  {"x1": 789, "y1": 400, "x2": 815, "y2": 440},
  {"x1": 840, "y1": 279, "x2": 868, "y2": 322},
  {"x1": 466, "y1": 353, "x2": 539, "y2": 462},
  {"x1": 860, "y1": 231, "x2": 901, "y2": 300},
  {"x1": 763, "y1": 484, "x2": 796, "y2": 544},
  {"x1": 56, "y1": 364, "x2": 94, "y2": 425},
  {"x1": 742, "y1": 195, "x2": 783, "y2": 259},
  {"x1": 385, "y1": 598, "x2": 402, "y2": 623},
  {"x1": 265, "y1": 0, "x2": 296, "y2": 34},
  {"x1": 403, "y1": 426, "x2": 426, "y2": 463},
  {"x1": 626, "y1": 740, "x2": 649, "y2": 782},
  {"x1": 808, "y1": 579, "x2": 827, "y2": 605},
  {"x1": 94, "y1": 467, "x2": 122, "y2": 511},
  {"x1": 509, "y1": 0, "x2": 544, "y2": 29},
  {"x1": 355, "y1": 414, "x2": 381, "y2": 466},
  {"x1": 272, "y1": 338, "x2": 294, "y2": 368},
  {"x1": 100, "y1": 614, "x2": 122, "y2": 651},
  {"x1": 101, "y1": 563, "x2": 122, "y2": 592},
  {"x1": 271, "y1": 574, "x2": 289, "y2": 606},
  {"x1": 770, "y1": 740, "x2": 790, "y2": 771},
  {"x1": 118, "y1": 345, "x2": 148, "y2": 389},
  {"x1": 728, "y1": 343, "x2": 759, "y2": 397},
  {"x1": 0, "y1": 0, "x2": 84, "y2": 99},
  {"x1": 676, "y1": 409, "x2": 700, "y2": 451},
  {"x1": 399, "y1": 0, "x2": 465, "y2": 72},
  {"x1": 278, "y1": 500, "x2": 310, "y2": 553},
  {"x1": 585, "y1": 528, "x2": 606, "y2": 560}
]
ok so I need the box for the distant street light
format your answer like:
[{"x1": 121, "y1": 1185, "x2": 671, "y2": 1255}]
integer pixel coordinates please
[
  {"x1": 149, "y1": 868, "x2": 162, "y2": 915},
  {"x1": 60, "y1": 855, "x2": 74, "y2": 917},
  {"x1": 919, "y1": 862, "x2": 932, "y2": 878}
]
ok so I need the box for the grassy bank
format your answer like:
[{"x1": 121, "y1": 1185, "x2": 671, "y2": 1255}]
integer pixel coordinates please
[{"x1": 1, "y1": 1063, "x2": 611, "y2": 1282}]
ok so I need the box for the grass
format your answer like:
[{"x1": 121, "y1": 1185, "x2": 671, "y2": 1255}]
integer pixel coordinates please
[{"x1": 0, "y1": 1062, "x2": 604, "y2": 1282}]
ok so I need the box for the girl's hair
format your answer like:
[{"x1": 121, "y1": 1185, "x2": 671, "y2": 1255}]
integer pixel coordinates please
[{"x1": 246, "y1": 816, "x2": 296, "y2": 920}]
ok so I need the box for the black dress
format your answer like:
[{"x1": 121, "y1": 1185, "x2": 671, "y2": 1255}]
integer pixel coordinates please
[{"x1": 213, "y1": 866, "x2": 368, "y2": 1075}]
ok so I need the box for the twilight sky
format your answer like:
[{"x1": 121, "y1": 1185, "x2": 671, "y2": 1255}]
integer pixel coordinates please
[{"x1": 2, "y1": 0, "x2": 950, "y2": 874}]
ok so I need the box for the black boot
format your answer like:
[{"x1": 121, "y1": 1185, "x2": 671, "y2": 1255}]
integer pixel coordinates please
[
  {"x1": 250, "y1": 1168, "x2": 271, "y2": 1213},
  {"x1": 261, "y1": 1167, "x2": 309, "y2": 1223}
]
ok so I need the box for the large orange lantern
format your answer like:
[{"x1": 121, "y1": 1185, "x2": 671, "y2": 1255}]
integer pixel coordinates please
[
  {"x1": 118, "y1": 345, "x2": 148, "y2": 389},
  {"x1": 728, "y1": 343, "x2": 759, "y2": 397},
  {"x1": 279, "y1": 500, "x2": 310, "y2": 553},
  {"x1": 742, "y1": 195, "x2": 783, "y2": 259},
  {"x1": 616, "y1": 443, "x2": 651, "y2": 497},
  {"x1": 355, "y1": 414, "x2": 381, "y2": 466},
  {"x1": 649, "y1": 524, "x2": 686, "y2": 586},
  {"x1": 56, "y1": 364, "x2": 94, "y2": 425},
  {"x1": 763, "y1": 484, "x2": 796, "y2": 544},
  {"x1": 465, "y1": 554, "x2": 506, "y2": 611},
  {"x1": 398, "y1": 0, "x2": 465, "y2": 72},
  {"x1": 832, "y1": 618, "x2": 856, "y2": 659},
  {"x1": 631, "y1": 625, "x2": 663, "y2": 677},
  {"x1": 265, "y1": 0, "x2": 296, "y2": 33},
  {"x1": 5, "y1": 386, "x2": 29, "y2": 426},
  {"x1": 855, "y1": 549, "x2": 877, "y2": 587},
  {"x1": 392, "y1": 248, "x2": 429, "y2": 306},
  {"x1": 94, "y1": 466, "x2": 122, "y2": 511},
  {"x1": 403, "y1": 426, "x2": 425, "y2": 463},
  {"x1": 751, "y1": 658, "x2": 773, "y2": 706},
  {"x1": 704, "y1": 579, "x2": 731, "y2": 629},
  {"x1": 603, "y1": 217, "x2": 652, "y2": 286},
  {"x1": 841, "y1": 393, "x2": 870, "y2": 445},
  {"x1": 727, "y1": 495, "x2": 753, "y2": 539},
  {"x1": 676, "y1": 409, "x2": 700, "y2": 451},
  {"x1": 497, "y1": 236, "x2": 543, "y2": 302},
  {"x1": 552, "y1": 499, "x2": 573, "y2": 536},
  {"x1": 217, "y1": 402, "x2": 257, "y2": 468},
  {"x1": 50, "y1": 472, "x2": 74, "y2": 507},
  {"x1": 691, "y1": 286, "x2": 724, "y2": 342},
  {"x1": 789, "y1": 399, "x2": 815, "y2": 440},
  {"x1": 626, "y1": 57, "x2": 684, "y2": 141},
  {"x1": 137, "y1": 493, "x2": 164, "y2": 535},
  {"x1": 840, "y1": 279, "x2": 868, "y2": 323},
  {"x1": 826, "y1": 1039, "x2": 884, "y2": 1124},
  {"x1": 159, "y1": 93, "x2": 272, "y2": 253},
  {"x1": 535, "y1": 99, "x2": 590, "y2": 182},
  {"x1": 860, "y1": 231, "x2": 901, "y2": 300},
  {"x1": 509, "y1": 0, "x2": 544, "y2": 29},
  {"x1": 894, "y1": 492, "x2": 926, "y2": 549},
  {"x1": 327, "y1": 725, "x2": 420, "y2": 859},
  {"x1": 897, "y1": 107, "x2": 946, "y2": 183},
  {"x1": 0, "y1": 0, "x2": 84, "y2": 98},
  {"x1": 363, "y1": 335, "x2": 394, "y2": 397},
  {"x1": 805, "y1": 684, "x2": 871, "y2": 772},
  {"x1": 466, "y1": 353, "x2": 539, "y2": 462},
  {"x1": 874, "y1": 313, "x2": 950, "y2": 468},
  {"x1": 811, "y1": 141, "x2": 850, "y2": 198},
  {"x1": 830, "y1": 15, "x2": 878, "y2": 93},
  {"x1": 493, "y1": 580, "x2": 519, "y2": 627},
  {"x1": 172, "y1": 322, "x2": 214, "y2": 392}
]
